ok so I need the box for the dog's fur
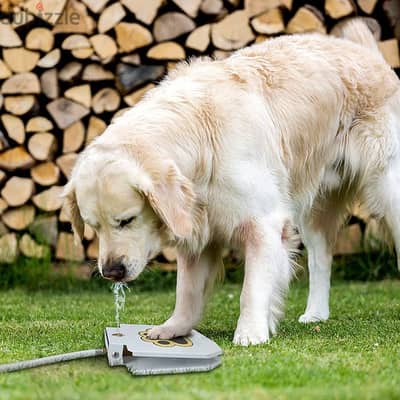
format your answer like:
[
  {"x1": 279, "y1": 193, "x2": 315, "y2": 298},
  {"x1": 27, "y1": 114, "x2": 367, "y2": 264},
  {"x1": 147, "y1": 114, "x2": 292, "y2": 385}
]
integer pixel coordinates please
[{"x1": 64, "y1": 19, "x2": 400, "y2": 345}]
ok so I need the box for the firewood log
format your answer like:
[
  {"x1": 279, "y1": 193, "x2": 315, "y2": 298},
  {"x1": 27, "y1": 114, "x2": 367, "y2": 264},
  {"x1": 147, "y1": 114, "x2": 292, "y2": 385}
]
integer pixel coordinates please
[
  {"x1": 98, "y1": 3, "x2": 126, "y2": 33},
  {"x1": 1, "y1": 114, "x2": 25, "y2": 144},
  {"x1": 121, "y1": 0, "x2": 163, "y2": 25},
  {"x1": 72, "y1": 47, "x2": 94, "y2": 58},
  {"x1": 26, "y1": 117, "x2": 54, "y2": 133},
  {"x1": 211, "y1": 10, "x2": 255, "y2": 50},
  {"x1": 251, "y1": 9, "x2": 285, "y2": 35},
  {"x1": 40, "y1": 69, "x2": 59, "y2": 99},
  {"x1": 4, "y1": 95, "x2": 37, "y2": 115},
  {"x1": 92, "y1": 88, "x2": 121, "y2": 114},
  {"x1": 3, "y1": 48, "x2": 40, "y2": 73},
  {"x1": 56, "y1": 153, "x2": 78, "y2": 179},
  {"x1": 59, "y1": 62, "x2": 83, "y2": 82},
  {"x1": 38, "y1": 49, "x2": 61, "y2": 69},
  {"x1": 86, "y1": 116, "x2": 106, "y2": 144},
  {"x1": 0, "y1": 146, "x2": 34, "y2": 171},
  {"x1": 245, "y1": 0, "x2": 292, "y2": 17},
  {"x1": 32, "y1": 186, "x2": 64, "y2": 211},
  {"x1": 153, "y1": 12, "x2": 196, "y2": 42},
  {"x1": 64, "y1": 84, "x2": 92, "y2": 108},
  {"x1": 379, "y1": 39, "x2": 400, "y2": 68},
  {"x1": 0, "y1": 233, "x2": 17, "y2": 263},
  {"x1": 200, "y1": 0, "x2": 224, "y2": 15},
  {"x1": 2, "y1": 205, "x2": 35, "y2": 230},
  {"x1": 72, "y1": 48, "x2": 94, "y2": 59},
  {"x1": 47, "y1": 98, "x2": 90, "y2": 129},
  {"x1": 147, "y1": 42, "x2": 186, "y2": 60},
  {"x1": 1, "y1": 177, "x2": 34, "y2": 207},
  {"x1": 116, "y1": 64, "x2": 165, "y2": 95},
  {"x1": 62, "y1": 34, "x2": 91, "y2": 50},
  {"x1": 90, "y1": 34, "x2": 118, "y2": 60},
  {"x1": 63, "y1": 121, "x2": 85, "y2": 153},
  {"x1": 1, "y1": 73, "x2": 41, "y2": 95},
  {"x1": 172, "y1": 0, "x2": 202, "y2": 18},
  {"x1": 31, "y1": 162, "x2": 60, "y2": 186},
  {"x1": 28, "y1": 132, "x2": 57, "y2": 161},
  {"x1": 186, "y1": 24, "x2": 211, "y2": 52},
  {"x1": 19, "y1": 234, "x2": 47, "y2": 258},
  {"x1": 81, "y1": 0, "x2": 109, "y2": 14},
  {"x1": 25, "y1": 27, "x2": 54, "y2": 52},
  {"x1": 358, "y1": 0, "x2": 378, "y2": 14},
  {"x1": 325, "y1": 0, "x2": 355, "y2": 19},
  {"x1": 115, "y1": 22, "x2": 153, "y2": 52},
  {"x1": 0, "y1": 21, "x2": 22, "y2": 47},
  {"x1": 82, "y1": 64, "x2": 114, "y2": 81},
  {"x1": 286, "y1": 5, "x2": 326, "y2": 34}
]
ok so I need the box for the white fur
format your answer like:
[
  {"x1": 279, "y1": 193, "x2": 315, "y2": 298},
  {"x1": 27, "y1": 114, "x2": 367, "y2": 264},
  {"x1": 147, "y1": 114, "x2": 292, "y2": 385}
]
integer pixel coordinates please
[{"x1": 63, "y1": 19, "x2": 400, "y2": 345}]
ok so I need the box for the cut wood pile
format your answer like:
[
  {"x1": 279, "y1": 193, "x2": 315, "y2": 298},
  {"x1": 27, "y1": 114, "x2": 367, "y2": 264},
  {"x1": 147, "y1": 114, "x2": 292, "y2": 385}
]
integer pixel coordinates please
[{"x1": 0, "y1": 0, "x2": 398, "y2": 265}]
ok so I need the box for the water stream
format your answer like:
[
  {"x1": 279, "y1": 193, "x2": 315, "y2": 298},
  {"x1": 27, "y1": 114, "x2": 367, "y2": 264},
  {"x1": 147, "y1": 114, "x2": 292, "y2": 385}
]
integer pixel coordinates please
[{"x1": 111, "y1": 282, "x2": 129, "y2": 327}]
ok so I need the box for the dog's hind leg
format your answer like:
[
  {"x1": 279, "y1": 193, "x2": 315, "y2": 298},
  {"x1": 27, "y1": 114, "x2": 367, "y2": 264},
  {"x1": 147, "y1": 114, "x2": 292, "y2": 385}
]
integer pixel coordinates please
[
  {"x1": 299, "y1": 189, "x2": 352, "y2": 323},
  {"x1": 299, "y1": 227, "x2": 332, "y2": 323}
]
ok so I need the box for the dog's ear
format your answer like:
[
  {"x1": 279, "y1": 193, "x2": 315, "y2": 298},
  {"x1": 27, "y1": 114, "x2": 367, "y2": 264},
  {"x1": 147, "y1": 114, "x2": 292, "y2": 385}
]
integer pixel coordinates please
[
  {"x1": 62, "y1": 181, "x2": 84, "y2": 244},
  {"x1": 145, "y1": 162, "x2": 195, "y2": 239}
]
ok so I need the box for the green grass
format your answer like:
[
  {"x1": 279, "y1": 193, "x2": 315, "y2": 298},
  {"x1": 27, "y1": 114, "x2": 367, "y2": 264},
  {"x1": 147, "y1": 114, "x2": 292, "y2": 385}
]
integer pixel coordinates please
[{"x1": 0, "y1": 278, "x2": 399, "y2": 400}]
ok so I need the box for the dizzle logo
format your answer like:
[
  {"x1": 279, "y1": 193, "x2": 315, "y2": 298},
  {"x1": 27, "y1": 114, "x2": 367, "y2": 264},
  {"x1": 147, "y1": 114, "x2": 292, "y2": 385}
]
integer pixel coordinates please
[
  {"x1": 1, "y1": 0, "x2": 80, "y2": 27},
  {"x1": 0, "y1": 0, "x2": 81, "y2": 26},
  {"x1": 35, "y1": 1, "x2": 44, "y2": 12}
]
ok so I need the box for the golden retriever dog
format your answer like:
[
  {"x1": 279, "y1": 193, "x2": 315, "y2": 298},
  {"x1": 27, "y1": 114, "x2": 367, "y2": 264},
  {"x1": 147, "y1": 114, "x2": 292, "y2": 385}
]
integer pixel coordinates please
[{"x1": 63, "y1": 19, "x2": 400, "y2": 345}]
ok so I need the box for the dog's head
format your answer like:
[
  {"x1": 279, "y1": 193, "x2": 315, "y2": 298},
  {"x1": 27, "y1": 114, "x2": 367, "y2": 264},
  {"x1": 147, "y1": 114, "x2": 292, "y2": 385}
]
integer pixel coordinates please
[{"x1": 63, "y1": 143, "x2": 196, "y2": 282}]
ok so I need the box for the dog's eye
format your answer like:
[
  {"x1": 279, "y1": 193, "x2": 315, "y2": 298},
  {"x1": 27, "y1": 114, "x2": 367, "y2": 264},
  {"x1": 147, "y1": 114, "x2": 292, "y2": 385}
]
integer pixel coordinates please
[{"x1": 118, "y1": 217, "x2": 136, "y2": 228}]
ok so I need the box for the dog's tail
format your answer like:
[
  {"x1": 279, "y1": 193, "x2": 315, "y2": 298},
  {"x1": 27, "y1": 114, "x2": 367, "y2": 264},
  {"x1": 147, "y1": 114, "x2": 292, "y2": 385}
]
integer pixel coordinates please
[{"x1": 330, "y1": 17, "x2": 380, "y2": 53}]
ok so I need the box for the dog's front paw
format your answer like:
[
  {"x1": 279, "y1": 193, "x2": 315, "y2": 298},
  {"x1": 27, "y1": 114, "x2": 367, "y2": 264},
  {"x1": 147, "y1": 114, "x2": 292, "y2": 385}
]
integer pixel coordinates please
[
  {"x1": 147, "y1": 323, "x2": 191, "y2": 340},
  {"x1": 298, "y1": 310, "x2": 329, "y2": 323},
  {"x1": 233, "y1": 324, "x2": 269, "y2": 346}
]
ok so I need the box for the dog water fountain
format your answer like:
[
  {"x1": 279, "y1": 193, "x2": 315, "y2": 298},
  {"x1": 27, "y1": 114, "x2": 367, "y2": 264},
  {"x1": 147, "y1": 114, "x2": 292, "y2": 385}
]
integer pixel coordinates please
[{"x1": 0, "y1": 283, "x2": 222, "y2": 375}]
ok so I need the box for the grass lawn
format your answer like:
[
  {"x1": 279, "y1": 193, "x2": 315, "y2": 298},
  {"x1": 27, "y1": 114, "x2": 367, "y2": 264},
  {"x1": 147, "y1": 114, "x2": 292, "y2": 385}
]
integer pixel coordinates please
[{"x1": 0, "y1": 279, "x2": 399, "y2": 400}]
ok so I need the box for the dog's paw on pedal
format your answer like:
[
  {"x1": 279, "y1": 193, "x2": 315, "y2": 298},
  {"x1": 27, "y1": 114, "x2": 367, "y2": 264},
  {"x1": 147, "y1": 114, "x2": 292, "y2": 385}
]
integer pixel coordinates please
[{"x1": 147, "y1": 323, "x2": 191, "y2": 340}]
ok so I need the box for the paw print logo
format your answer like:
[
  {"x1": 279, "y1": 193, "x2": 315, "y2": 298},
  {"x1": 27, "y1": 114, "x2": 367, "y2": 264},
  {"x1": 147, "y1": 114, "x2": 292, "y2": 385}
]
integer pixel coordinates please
[{"x1": 139, "y1": 329, "x2": 193, "y2": 348}]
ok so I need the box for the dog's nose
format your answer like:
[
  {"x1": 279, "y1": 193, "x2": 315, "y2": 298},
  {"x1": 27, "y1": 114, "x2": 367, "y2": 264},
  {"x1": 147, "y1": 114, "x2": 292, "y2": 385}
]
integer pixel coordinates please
[{"x1": 102, "y1": 263, "x2": 126, "y2": 281}]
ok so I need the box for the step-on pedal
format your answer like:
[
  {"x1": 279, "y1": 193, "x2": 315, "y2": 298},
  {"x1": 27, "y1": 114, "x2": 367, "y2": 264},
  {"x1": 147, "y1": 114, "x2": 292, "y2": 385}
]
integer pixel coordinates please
[{"x1": 105, "y1": 324, "x2": 223, "y2": 375}]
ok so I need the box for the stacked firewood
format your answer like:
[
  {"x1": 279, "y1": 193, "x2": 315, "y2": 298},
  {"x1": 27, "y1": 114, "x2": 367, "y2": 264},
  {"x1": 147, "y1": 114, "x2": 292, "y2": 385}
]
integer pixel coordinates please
[{"x1": 0, "y1": 0, "x2": 398, "y2": 264}]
